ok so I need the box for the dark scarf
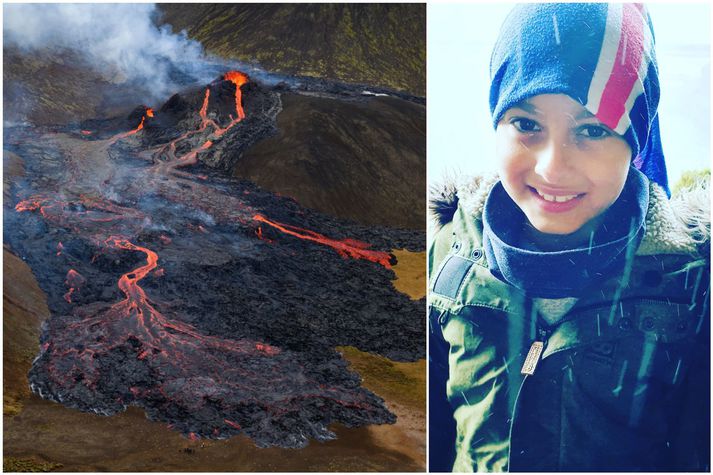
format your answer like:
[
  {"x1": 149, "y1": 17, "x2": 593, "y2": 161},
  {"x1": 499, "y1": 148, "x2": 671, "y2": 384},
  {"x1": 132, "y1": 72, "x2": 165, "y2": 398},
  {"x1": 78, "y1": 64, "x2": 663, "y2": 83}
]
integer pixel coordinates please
[{"x1": 482, "y1": 168, "x2": 649, "y2": 298}]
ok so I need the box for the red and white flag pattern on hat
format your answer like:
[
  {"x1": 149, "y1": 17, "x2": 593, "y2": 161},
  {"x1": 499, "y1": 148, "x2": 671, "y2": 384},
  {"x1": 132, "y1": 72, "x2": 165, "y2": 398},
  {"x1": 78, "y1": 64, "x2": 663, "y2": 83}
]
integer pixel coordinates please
[{"x1": 586, "y1": 3, "x2": 654, "y2": 135}]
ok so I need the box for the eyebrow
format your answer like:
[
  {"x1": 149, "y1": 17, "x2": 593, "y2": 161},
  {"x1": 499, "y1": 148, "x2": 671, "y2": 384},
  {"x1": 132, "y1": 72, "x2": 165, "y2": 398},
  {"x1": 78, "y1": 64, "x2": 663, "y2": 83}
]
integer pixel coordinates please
[
  {"x1": 575, "y1": 109, "x2": 596, "y2": 120},
  {"x1": 511, "y1": 101, "x2": 539, "y2": 115}
]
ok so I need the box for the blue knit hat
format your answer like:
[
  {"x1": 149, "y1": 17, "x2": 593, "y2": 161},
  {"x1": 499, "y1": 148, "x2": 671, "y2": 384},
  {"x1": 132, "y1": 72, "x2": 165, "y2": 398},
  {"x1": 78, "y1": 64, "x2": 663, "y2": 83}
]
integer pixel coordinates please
[{"x1": 489, "y1": 3, "x2": 670, "y2": 197}]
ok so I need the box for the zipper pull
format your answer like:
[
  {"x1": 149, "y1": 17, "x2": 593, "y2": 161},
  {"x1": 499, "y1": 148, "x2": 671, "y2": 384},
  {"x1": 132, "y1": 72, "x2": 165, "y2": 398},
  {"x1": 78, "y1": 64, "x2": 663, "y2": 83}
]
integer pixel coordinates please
[{"x1": 521, "y1": 341, "x2": 544, "y2": 375}]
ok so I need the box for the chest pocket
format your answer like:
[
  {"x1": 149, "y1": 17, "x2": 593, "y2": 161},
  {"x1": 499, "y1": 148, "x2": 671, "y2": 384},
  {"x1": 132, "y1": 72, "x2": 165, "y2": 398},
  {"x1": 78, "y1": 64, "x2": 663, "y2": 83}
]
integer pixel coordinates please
[
  {"x1": 431, "y1": 254, "x2": 478, "y2": 300},
  {"x1": 552, "y1": 299, "x2": 705, "y2": 429}
]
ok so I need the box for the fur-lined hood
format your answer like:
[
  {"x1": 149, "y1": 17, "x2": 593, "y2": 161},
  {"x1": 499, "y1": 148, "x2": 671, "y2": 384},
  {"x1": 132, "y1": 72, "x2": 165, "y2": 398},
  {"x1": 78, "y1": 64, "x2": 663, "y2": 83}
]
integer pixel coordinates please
[{"x1": 429, "y1": 174, "x2": 710, "y2": 257}]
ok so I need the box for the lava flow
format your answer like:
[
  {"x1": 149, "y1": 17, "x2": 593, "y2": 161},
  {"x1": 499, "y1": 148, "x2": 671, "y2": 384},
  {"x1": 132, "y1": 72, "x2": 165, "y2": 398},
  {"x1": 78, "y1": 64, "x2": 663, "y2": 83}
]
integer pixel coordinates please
[
  {"x1": 30, "y1": 233, "x2": 393, "y2": 444},
  {"x1": 15, "y1": 193, "x2": 146, "y2": 237},
  {"x1": 195, "y1": 72, "x2": 249, "y2": 137},
  {"x1": 108, "y1": 107, "x2": 154, "y2": 145},
  {"x1": 253, "y1": 214, "x2": 394, "y2": 269},
  {"x1": 134, "y1": 71, "x2": 394, "y2": 269},
  {"x1": 223, "y1": 70, "x2": 248, "y2": 120},
  {"x1": 10, "y1": 69, "x2": 424, "y2": 448},
  {"x1": 149, "y1": 71, "x2": 248, "y2": 173}
]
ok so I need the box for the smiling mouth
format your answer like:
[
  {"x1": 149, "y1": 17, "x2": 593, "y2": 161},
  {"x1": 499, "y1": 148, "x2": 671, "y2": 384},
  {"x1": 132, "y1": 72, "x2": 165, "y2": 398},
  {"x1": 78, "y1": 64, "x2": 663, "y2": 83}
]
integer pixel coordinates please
[{"x1": 528, "y1": 186, "x2": 585, "y2": 203}]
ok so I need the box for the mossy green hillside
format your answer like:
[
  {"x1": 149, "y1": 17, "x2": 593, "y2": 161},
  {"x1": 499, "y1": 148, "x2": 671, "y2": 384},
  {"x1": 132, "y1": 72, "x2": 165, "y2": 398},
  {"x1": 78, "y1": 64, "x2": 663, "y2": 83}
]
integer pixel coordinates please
[{"x1": 158, "y1": 4, "x2": 425, "y2": 96}]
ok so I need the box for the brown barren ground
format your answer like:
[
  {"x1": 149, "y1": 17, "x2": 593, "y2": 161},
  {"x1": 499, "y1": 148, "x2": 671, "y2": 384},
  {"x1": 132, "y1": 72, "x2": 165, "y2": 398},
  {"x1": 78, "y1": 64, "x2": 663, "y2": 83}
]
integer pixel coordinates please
[{"x1": 391, "y1": 249, "x2": 427, "y2": 300}]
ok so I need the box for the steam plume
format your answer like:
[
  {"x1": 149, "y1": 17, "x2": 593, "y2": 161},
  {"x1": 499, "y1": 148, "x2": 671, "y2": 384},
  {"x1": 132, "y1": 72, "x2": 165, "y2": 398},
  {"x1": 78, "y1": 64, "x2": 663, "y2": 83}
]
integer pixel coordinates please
[{"x1": 3, "y1": 4, "x2": 213, "y2": 99}]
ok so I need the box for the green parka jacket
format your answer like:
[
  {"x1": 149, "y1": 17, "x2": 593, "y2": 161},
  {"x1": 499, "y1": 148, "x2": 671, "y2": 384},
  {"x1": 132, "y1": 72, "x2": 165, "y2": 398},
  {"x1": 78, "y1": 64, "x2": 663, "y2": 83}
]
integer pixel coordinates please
[{"x1": 429, "y1": 175, "x2": 710, "y2": 472}]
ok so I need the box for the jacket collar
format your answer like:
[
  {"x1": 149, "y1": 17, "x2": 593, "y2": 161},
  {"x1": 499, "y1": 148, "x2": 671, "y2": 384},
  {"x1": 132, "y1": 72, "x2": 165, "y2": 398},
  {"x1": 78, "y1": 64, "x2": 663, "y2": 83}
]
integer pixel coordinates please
[{"x1": 429, "y1": 174, "x2": 708, "y2": 315}]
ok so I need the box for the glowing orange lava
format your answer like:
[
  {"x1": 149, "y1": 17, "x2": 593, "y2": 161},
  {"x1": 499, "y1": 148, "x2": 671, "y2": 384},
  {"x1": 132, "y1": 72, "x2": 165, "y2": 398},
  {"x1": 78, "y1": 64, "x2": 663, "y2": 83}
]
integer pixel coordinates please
[
  {"x1": 45, "y1": 235, "x2": 284, "y2": 395},
  {"x1": 252, "y1": 214, "x2": 393, "y2": 269},
  {"x1": 156, "y1": 72, "x2": 249, "y2": 171},
  {"x1": 101, "y1": 236, "x2": 282, "y2": 358},
  {"x1": 175, "y1": 140, "x2": 213, "y2": 168},
  {"x1": 108, "y1": 107, "x2": 154, "y2": 145},
  {"x1": 15, "y1": 199, "x2": 42, "y2": 213},
  {"x1": 224, "y1": 419, "x2": 242, "y2": 430},
  {"x1": 223, "y1": 71, "x2": 249, "y2": 120}
]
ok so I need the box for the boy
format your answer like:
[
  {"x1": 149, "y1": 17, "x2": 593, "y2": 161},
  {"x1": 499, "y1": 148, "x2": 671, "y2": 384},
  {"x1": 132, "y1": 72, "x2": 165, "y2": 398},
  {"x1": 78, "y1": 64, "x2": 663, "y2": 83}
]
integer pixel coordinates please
[{"x1": 429, "y1": 3, "x2": 710, "y2": 471}]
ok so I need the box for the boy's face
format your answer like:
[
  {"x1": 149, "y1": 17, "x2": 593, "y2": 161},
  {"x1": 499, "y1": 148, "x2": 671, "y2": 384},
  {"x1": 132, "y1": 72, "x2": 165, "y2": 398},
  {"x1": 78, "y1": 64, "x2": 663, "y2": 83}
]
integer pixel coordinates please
[{"x1": 496, "y1": 94, "x2": 632, "y2": 235}]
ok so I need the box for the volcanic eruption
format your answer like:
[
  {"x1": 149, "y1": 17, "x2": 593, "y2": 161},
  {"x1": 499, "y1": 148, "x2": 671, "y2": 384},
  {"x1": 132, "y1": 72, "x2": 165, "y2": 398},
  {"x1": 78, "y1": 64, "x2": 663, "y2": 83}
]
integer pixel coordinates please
[{"x1": 6, "y1": 68, "x2": 425, "y2": 448}]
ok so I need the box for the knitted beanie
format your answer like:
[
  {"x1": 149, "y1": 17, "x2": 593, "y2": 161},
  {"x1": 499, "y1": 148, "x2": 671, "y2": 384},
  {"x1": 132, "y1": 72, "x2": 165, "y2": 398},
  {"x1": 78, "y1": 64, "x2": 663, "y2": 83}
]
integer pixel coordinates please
[{"x1": 489, "y1": 3, "x2": 670, "y2": 197}]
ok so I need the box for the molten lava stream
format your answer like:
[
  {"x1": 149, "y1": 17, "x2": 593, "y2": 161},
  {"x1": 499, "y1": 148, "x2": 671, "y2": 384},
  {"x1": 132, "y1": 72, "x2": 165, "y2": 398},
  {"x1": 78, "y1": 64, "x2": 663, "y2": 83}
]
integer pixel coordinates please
[
  {"x1": 224, "y1": 70, "x2": 248, "y2": 120},
  {"x1": 108, "y1": 107, "x2": 154, "y2": 146},
  {"x1": 174, "y1": 140, "x2": 213, "y2": 168},
  {"x1": 253, "y1": 214, "x2": 393, "y2": 269},
  {"x1": 154, "y1": 71, "x2": 249, "y2": 172},
  {"x1": 94, "y1": 237, "x2": 248, "y2": 346},
  {"x1": 46, "y1": 236, "x2": 283, "y2": 390}
]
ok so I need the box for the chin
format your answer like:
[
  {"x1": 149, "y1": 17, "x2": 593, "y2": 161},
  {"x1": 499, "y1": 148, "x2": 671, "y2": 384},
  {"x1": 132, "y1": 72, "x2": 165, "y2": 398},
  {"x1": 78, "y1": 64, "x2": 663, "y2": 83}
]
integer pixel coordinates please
[{"x1": 529, "y1": 218, "x2": 583, "y2": 236}]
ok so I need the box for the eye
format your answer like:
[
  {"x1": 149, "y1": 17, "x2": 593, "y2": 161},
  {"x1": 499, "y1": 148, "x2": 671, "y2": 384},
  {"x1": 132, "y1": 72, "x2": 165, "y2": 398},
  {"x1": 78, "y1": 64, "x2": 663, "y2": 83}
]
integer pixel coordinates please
[
  {"x1": 578, "y1": 124, "x2": 611, "y2": 139},
  {"x1": 510, "y1": 118, "x2": 541, "y2": 133}
]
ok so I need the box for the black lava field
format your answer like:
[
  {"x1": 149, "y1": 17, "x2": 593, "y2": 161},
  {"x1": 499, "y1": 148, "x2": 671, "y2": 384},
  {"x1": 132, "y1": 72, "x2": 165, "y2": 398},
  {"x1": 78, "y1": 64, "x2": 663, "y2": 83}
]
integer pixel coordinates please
[{"x1": 4, "y1": 73, "x2": 425, "y2": 448}]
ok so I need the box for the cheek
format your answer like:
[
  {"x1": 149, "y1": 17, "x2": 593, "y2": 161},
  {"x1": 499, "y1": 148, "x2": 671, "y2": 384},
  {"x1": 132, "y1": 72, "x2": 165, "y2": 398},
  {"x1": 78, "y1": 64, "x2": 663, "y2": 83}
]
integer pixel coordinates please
[
  {"x1": 495, "y1": 129, "x2": 517, "y2": 169},
  {"x1": 588, "y1": 154, "x2": 631, "y2": 205},
  {"x1": 610, "y1": 164, "x2": 630, "y2": 200},
  {"x1": 495, "y1": 129, "x2": 529, "y2": 183}
]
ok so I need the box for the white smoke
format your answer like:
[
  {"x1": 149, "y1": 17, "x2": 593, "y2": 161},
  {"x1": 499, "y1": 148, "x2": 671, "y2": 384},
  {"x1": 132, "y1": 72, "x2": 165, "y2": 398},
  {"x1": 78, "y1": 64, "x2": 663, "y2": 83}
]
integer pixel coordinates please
[{"x1": 3, "y1": 3, "x2": 215, "y2": 99}]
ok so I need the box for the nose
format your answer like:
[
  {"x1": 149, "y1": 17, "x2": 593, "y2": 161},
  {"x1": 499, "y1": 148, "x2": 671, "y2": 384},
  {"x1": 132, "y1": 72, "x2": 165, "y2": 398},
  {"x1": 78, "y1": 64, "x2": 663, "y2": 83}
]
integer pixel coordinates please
[{"x1": 534, "y1": 139, "x2": 572, "y2": 184}]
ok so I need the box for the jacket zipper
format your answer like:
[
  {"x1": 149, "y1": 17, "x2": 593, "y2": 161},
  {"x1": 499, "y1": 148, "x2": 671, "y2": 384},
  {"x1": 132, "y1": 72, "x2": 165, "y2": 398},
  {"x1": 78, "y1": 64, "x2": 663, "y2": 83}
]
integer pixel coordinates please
[{"x1": 509, "y1": 323, "x2": 552, "y2": 469}]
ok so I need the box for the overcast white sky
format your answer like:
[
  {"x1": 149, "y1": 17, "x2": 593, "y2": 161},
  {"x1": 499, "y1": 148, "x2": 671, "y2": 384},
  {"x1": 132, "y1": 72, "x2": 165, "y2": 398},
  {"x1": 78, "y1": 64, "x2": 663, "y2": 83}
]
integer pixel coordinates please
[{"x1": 428, "y1": 3, "x2": 711, "y2": 188}]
